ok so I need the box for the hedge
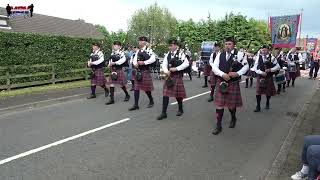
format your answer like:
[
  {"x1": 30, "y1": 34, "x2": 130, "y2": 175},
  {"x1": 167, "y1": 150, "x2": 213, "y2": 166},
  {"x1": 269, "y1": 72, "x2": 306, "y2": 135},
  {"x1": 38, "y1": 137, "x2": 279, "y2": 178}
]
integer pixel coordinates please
[{"x1": 0, "y1": 31, "x2": 112, "y2": 85}]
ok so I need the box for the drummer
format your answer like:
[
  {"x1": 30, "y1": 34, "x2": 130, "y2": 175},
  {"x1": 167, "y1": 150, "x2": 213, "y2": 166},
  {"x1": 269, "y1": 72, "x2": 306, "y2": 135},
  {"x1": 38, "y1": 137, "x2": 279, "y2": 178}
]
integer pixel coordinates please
[
  {"x1": 286, "y1": 47, "x2": 302, "y2": 87},
  {"x1": 245, "y1": 49, "x2": 255, "y2": 88},
  {"x1": 274, "y1": 48, "x2": 286, "y2": 94}
]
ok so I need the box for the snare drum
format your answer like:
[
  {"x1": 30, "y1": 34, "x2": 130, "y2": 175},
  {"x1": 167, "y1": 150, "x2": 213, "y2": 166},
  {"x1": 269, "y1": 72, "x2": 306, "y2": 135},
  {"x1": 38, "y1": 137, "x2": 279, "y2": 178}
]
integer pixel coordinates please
[
  {"x1": 275, "y1": 69, "x2": 286, "y2": 84},
  {"x1": 289, "y1": 65, "x2": 297, "y2": 72}
]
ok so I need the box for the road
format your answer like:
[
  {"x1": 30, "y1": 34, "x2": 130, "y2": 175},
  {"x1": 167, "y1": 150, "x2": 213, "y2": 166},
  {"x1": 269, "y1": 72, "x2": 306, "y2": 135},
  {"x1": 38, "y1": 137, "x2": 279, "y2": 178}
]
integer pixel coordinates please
[{"x1": 0, "y1": 72, "x2": 319, "y2": 180}]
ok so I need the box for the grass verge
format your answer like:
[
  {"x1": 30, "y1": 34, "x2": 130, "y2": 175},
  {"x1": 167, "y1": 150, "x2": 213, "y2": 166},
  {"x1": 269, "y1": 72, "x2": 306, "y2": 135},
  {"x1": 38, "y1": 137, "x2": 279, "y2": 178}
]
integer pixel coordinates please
[{"x1": 0, "y1": 80, "x2": 90, "y2": 100}]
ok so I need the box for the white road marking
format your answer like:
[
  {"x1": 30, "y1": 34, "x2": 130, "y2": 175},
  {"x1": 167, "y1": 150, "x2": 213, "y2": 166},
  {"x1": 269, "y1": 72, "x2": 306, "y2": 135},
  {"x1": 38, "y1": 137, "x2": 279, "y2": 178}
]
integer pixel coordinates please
[
  {"x1": 0, "y1": 118, "x2": 131, "y2": 166},
  {"x1": 170, "y1": 91, "x2": 210, "y2": 105}
]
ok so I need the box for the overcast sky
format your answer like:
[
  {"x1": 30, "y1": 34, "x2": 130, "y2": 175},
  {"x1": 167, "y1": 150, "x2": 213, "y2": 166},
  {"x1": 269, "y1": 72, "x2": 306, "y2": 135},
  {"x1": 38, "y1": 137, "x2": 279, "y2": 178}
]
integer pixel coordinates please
[{"x1": 3, "y1": 0, "x2": 319, "y2": 37}]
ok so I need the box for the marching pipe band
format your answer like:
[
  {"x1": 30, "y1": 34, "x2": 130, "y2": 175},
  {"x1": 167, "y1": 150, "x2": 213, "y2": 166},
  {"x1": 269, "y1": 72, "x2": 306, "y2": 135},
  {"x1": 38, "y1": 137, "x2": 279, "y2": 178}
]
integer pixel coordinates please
[{"x1": 86, "y1": 36, "x2": 304, "y2": 136}]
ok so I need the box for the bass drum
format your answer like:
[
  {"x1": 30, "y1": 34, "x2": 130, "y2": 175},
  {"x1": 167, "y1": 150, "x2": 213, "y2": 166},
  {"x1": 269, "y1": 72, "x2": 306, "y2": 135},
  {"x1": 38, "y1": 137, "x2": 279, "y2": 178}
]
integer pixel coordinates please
[{"x1": 200, "y1": 41, "x2": 215, "y2": 62}]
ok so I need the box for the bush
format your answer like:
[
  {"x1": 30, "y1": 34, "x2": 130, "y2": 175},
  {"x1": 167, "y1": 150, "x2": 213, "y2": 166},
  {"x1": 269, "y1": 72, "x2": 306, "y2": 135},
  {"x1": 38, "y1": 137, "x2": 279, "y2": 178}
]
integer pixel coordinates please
[{"x1": 0, "y1": 31, "x2": 112, "y2": 86}]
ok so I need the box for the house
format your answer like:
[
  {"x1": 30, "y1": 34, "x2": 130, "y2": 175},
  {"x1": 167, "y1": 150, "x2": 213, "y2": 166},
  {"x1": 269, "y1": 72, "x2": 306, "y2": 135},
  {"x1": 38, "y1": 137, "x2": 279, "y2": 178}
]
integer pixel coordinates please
[{"x1": 0, "y1": 7, "x2": 104, "y2": 39}]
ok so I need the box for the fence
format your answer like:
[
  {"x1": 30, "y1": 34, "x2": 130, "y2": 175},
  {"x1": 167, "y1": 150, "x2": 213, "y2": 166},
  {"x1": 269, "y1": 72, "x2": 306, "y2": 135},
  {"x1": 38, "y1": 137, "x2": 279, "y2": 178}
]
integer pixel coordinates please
[{"x1": 0, "y1": 63, "x2": 109, "y2": 90}]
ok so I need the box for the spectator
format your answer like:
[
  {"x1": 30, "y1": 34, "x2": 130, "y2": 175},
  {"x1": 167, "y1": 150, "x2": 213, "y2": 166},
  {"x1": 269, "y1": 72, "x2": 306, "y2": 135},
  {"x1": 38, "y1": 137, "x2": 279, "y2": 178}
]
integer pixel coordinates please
[
  {"x1": 6, "y1": 4, "x2": 11, "y2": 17},
  {"x1": 291, "y1": 135, "x2": 320, "y2": 180},
  {"x1": 309, "y1": 51, "x2": 320, "y2": 79},
  {"x1": 28, "y1": 4, "x2": 34, "y2": 17}
]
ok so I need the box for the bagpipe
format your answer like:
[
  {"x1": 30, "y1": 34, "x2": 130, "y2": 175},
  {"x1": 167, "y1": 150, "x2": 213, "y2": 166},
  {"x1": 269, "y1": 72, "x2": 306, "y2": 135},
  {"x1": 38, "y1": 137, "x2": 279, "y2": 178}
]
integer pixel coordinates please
[
  {"x1": 219, "y1": 51, "x2": 245, "y2": 94},
  {"x1": 108, "y1": 50, "x2": 125, "y2": 81},
  {"x1": 88, "y1": 52, "x2": 101, "y2": 79},
  {"x1": 160, "y1": 50, "x2": 184, "y2": 88},
  {"x1": 135, "y1": 49, "x2": 152, "y2": 82},
  {"x1": 259, "y1": 55, "x2": 276, "y2": 89}
]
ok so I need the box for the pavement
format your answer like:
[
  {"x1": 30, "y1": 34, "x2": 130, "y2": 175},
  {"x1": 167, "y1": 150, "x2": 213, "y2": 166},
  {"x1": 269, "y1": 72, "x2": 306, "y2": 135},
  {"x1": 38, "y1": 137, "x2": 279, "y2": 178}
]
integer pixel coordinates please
[{"x1": 0, "y1": 71, "x2": 319, "y2": 180}]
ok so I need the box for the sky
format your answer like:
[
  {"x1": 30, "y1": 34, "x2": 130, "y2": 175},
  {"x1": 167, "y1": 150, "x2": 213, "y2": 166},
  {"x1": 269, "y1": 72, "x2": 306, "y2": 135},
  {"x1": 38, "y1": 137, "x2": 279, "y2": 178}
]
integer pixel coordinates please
[{"x1": 2, "y1": 0, "x2": 319, "y2": 37}]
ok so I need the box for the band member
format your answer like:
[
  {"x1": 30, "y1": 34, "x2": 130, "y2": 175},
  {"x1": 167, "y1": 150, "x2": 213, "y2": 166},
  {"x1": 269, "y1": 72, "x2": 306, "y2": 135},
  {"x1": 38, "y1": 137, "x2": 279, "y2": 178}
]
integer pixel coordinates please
[
  {"x1": 309, "y1": 51, "x2": 320, "y2": 79},
  {"x1": 129, "y1": 46, "x2": 139, "y2": 91},
  {"x1": 184, "y1": 48, "x2": 193, "y2": 81},
  {"x1": 254, "y1": 45, "x2": 280, "y2": 112},
  {"x1": 157, "y1": 38, "x2": 189, "y2": 120},
  {"x1": 105, "y1": 41, "x2": 130, "y2": 105},
  {"x1": 203, "y1": 57, "x2": 211, "y2": 88},
  {"x1": 274, "y1": 48, "x2": 286, "y2": 94},
  {"x1": 211, "y1": 37, "x2": 249, "y2": 135},
  {"x1": 208, "y1": 42, "x2": 221, "y2": 102},
  {"x1": 87, "y1": 42, "x2": 109, "y2": 99},
  {"x1": 129, "y1": 36, "x2": 156, "y2": 111},
  {"x1": 245, "y1": 50, "x2": 255, "y2": 88},
  {"x1": 286, "y1": 47, "x2": 302, "y2": 87}
]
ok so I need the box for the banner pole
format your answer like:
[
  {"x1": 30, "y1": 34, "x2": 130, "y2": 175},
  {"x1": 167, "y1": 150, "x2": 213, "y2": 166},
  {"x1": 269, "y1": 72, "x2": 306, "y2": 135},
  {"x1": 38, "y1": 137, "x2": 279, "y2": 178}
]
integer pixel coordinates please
[{"x1": 299, "y1": 9, "x2": 303, "y2": 46}]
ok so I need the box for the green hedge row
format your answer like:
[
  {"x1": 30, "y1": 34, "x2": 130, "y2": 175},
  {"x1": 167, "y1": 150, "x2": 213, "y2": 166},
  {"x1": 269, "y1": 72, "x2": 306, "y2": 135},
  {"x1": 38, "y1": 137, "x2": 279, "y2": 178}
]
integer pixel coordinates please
[{"x1": 0, "y1": 31, "x2": 113, "y2": 86}]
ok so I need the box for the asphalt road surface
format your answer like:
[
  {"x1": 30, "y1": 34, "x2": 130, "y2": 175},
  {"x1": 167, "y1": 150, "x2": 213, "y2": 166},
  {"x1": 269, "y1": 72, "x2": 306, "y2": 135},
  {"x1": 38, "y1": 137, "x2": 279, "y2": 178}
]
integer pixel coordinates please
[{"x1": 0, "y1": 72, "x2": 319, "y2": 180}]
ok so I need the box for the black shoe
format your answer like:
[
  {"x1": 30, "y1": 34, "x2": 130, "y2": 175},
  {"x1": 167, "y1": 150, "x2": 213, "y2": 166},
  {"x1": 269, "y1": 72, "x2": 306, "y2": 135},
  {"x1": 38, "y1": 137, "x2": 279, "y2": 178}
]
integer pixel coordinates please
[
  {"x1": 254, "y1": 107, "x2": 261, "y2": 112},
  {"x1": 212, "y1": 127, "x2": 222, "y2": 135},
  {"x1": 277, "y1": 90, "x2": 281, "y2": 94},
  {"x1": 176, "y1": 110, "x2": 183, "y2": 116},
  {"x1": 202, "y1": 85, "x2": 208, "y2": 88},
  {"x1": 129, "y1": 105, "x2": 139, "y2": 111},
  {"x1": 87, "y1": 94, "x2": 96, "y2": 99},
  {"x1": 229, "y1": 118, "x2": 237, "y2": 128},
  {"x1": 147, "y1": 102, "x2": 154, "y2": 108},
  {"x1": 245, "y1": 85, "x2": 248, "y2": 88},
  {"x1": 105, "y1": 99, "x2": 115, "y2": 105},
  {"x1": 283, "y1": 89, "x2": 286, "y2": 92},
  {"x1": 124, "y1": 95, "x2": 130, "y2": 102},
  {"x1": 157, "y1": 113, "x2": 167, "y2": 120},
  {"x1": 208, "y1": 96, "x2": 214, "y2": 102},
  {"x1": 265, "y1": 105, "x2": 270, "y2": 110}
]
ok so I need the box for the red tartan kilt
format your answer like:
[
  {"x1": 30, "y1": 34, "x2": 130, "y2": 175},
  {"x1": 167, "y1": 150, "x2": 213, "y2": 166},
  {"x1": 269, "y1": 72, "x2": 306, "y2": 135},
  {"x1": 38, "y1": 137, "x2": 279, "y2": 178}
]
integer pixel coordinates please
[
  {"x1": 289, "y1": 72, "x2": 297, "y2": 80},
  {"x1": 106, "y1": 69, "x2": 126, "y2": 87},
  {"x1": 203, "y1": 65, "x2": 212, "y2": 76},
  {"x1": 163, "y1": 74, "x2": 186, "y2": 98},
  {"x1": 215, "y1": 79, "x2": 243, "y2": 108},
  {"x1": 285, "y1": 70, "x2": 290, "y2": 80},
  {"x1": 256, "y1": 77, "x2": 276, "y2": 96},
  {"x1": 134, "y1": 70, "x2": 154, "y2": 91},
  {"x1": 209, "y1": 71, "x2": 216, "y2": 86},
  {"x1": 91, "y1": 68, "x2": 106, "y2": 86}
]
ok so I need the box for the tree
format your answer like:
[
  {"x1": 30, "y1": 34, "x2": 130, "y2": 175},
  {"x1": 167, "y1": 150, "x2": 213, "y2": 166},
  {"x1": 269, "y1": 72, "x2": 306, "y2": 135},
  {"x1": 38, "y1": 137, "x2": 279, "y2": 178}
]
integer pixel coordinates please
[{"x1": 127, "y1": 3, "x2": 178, "y2": 46}]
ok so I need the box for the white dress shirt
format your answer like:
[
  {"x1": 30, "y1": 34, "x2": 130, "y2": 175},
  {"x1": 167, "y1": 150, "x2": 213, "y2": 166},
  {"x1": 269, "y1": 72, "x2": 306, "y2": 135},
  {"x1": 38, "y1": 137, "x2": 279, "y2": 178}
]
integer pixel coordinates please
[
  {"x1": 212, "y1": 50, "x2": 249, "y2": 77},
  {"x1": 90, "y1": 50, "x2": 104, "y2": 65},
  {"x1": 254, "y1": 54, "x2": 280, "y2": 75},
  {"x1": 162, "y1": 49, "x2": 189, "y2": 73},
  {"x1": 111, "y1": 50, "x2": 126, "y2": 65},
  {"x1": 133, "y1": 46, "x2": 156, "y2": 66}
]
